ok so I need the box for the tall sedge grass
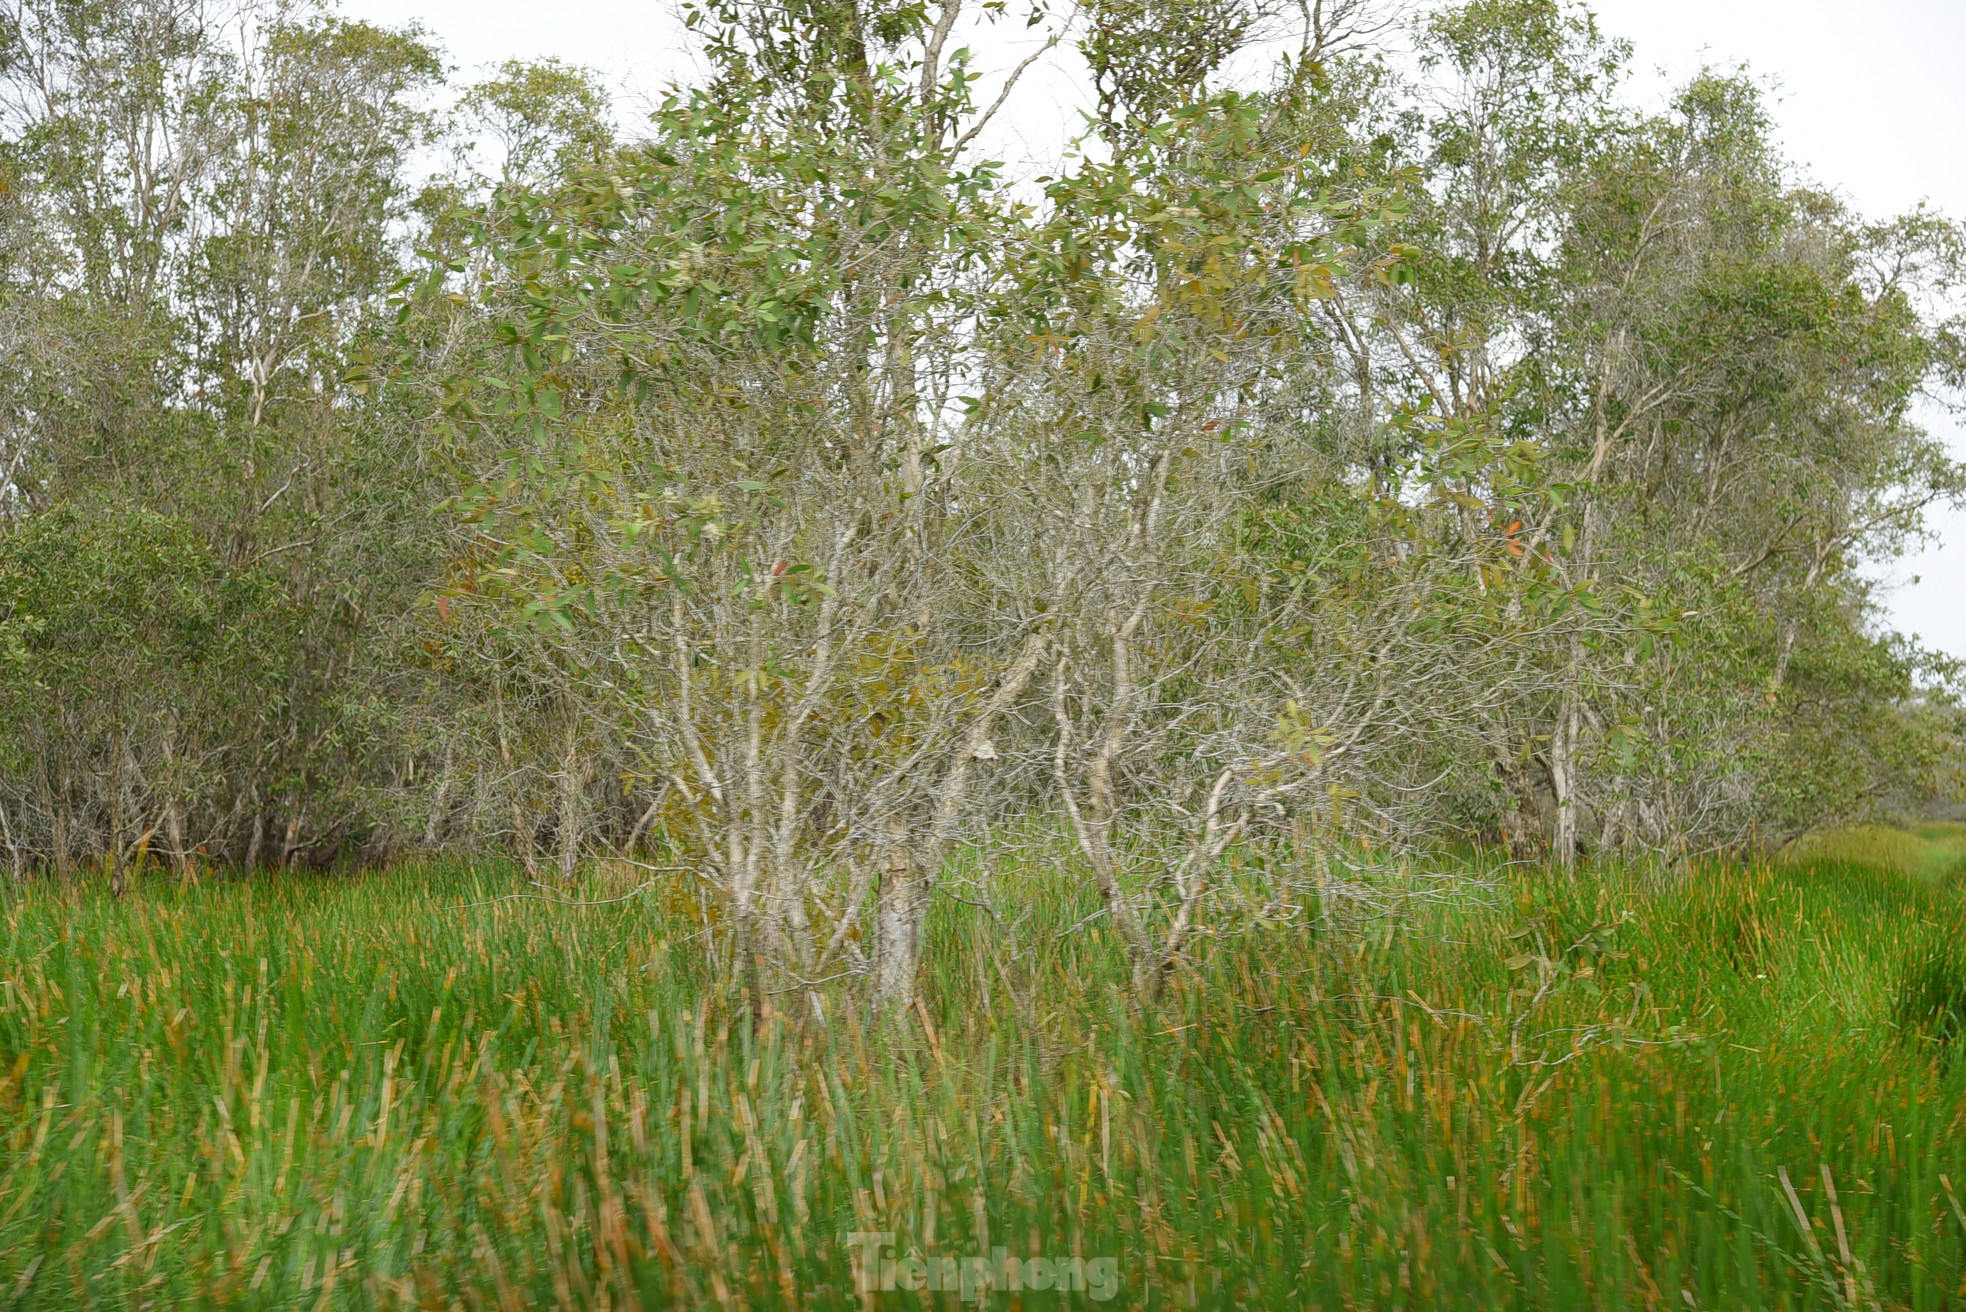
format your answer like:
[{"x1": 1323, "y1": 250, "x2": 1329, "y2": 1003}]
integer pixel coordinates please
[
  {"x1": 1780, "y1": 820, "x2": 1966, "y2": 887},
  {"x1": 0, "y1": 843, "x2": 1962, "y2": 1308}
]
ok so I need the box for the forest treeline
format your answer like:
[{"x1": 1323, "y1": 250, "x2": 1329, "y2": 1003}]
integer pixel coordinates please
[{"x1": 0, "y1": 0, "x2": 1960, "y2": 1000}]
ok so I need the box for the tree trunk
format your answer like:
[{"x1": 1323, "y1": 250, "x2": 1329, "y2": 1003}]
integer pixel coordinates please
[
  {"x1": 164, "y1": 799, "x2": 189, "y2": 882},
  {"x1": 512, "y1": 800, "x2": 538, "y2": 878},
  {"x1": 1550, "y1": 693, "x2": 1580, "y2": 869},
  {"x1": 244, "y1": 808, "x2": 265, "y2": 872},
  {"x1": 0, "y1": 796, "x2": 21, "y2": 881},
  {"x1": 421, "y1": 744, "x2": 455, "y2": 850},
  {"x1": 495, "y1": 681, "x2": 537, "y2": 877},
  {"x1": 873, "y1": 815, "x2": 925, "y2": 1014},
  {"x1": 555, "y1": 716, "x2": 583, "y2": 882},
  {"x1": 161, "y1": 730, "x2": 191, "y2": 882}
]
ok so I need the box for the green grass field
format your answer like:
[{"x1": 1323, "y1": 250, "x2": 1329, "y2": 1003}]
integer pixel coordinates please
[
  {"x1": 1780, "y1": 823, "x2": 1966, "y2": 889},
  {"x1": 3, "y1": 835, "x2": 1965, "y2": 1309}
]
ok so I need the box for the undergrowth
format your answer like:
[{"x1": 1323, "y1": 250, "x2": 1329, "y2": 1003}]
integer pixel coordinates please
[{"x1": 0, "y1": 842, "x2": 1962, "y2": 1308}]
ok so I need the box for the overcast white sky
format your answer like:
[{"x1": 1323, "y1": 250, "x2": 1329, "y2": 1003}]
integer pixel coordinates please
[{"x1": 338, "y1": 0, "x2": 1966, "y2": 658}]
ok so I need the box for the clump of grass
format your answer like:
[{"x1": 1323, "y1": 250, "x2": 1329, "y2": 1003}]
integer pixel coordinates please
[
  {"x1": 1895, "y1": 937, "x2": 1966, "y2": 1054},
  {"x1": 1784, "y1": 820, "x2": 1966, "y2": 886}
]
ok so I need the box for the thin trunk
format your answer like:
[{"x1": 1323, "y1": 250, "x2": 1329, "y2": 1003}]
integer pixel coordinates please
[
  {"x1": 109, "y1": 723, "x2": 127, "y2": 883},
  {"x1": 873, "y1": 813, "x2": 924, "y2": 1014},
  {"x1": 164, "y1": 800, "x2": 189, "y2": 882},
  {"x1": 734, "y1": 593, "x2": 770, "y2": 1000},
  {"x1": 620, "y1": 784, "x2": 667, "y2": 858},
  {"x1": 422, "y1": 743, "x2": 455, "y2": 850},
  {"x1": 0, "y1": 795, "x2": 20, "y2": 881},
  {"x1": 1550, "y1": 689, "x2": 1579, "y2": 868},
  {"x1": 244, "y1": 807, "x2": 264, "y2": 872},
  {"x1": 1142, "y1": 766, "x2": 1242, "y2": 1004},
  {"x1": 556, "y1": 710, "x2": 583, "y2": 882},
  {"x1": 39, "y1": 754, "x2": 70, "y2": 880},
  {"x1": 495, "y1": 681, "x2": 537, "y2": 877},
  {"x1": 161, "y1": 729, "x2": 190, "y2": 881}
]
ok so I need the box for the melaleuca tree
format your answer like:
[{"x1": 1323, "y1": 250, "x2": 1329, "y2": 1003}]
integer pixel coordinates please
[
  {"x1": 1528, "y1": 74, "x2": 1966, "y2": 854},
  {"x1": 0, "y1": 0, "x2": 445, "y2": 874},
  {"x1": 433, "y1": 0, "x2": 1574, "y2": 1011},
  {"x1": 1287, "y1": 1, "x2": 1965, "y2": 862},
  {"x1": 432, "y1": 0, "x2": 1064, "y2": 1012}
]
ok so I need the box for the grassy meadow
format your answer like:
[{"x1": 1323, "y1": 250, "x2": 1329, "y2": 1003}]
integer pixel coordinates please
[{"x1": 2, "y1": 834, "x2": 1966, "y2": 1309}]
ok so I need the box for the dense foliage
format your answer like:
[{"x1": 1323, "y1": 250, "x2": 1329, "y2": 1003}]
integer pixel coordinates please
[{"x1": 0, "y1": 0, "x2": 1960, "y2": 1007}]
